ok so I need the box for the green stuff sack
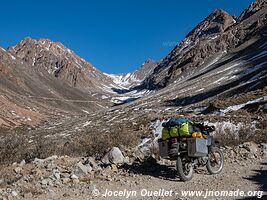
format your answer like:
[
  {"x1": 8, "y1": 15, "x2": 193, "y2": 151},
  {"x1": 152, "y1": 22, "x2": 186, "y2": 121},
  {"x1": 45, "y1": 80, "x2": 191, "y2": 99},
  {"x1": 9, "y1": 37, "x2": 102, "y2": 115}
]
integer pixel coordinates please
[
  {"x1": 162, "y1": 127, "x2": 170, "y2": 140},
  {"x1": 169, "y1": 127, "x2": 179, "y2": 137},
  {"x1": 178, "y1": 122, "x2": 191, "y2": 137},
  {"x1": 161, "y1": 122, "x2": 192, "y2": 140}
]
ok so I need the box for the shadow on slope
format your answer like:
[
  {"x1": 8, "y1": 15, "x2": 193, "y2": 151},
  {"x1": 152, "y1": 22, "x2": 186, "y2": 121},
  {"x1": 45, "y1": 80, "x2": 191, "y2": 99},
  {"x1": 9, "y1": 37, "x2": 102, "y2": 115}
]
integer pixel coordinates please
[
  {"x1": 111, "y1": 84, "x2": 145, "y2": 94},
  {"x1": 111, "y1": 86, "x2": 146, "y2": 106},
  {"x1": 165, "y1": 73, "x2": 267, "y2": 107},
  {"x1": 187, "y1": 37, "x2": 266, "y2": 82},
  {"x1": 111, "y1": 87, "x2": 132, "y2": 94},
  {"x1": 237, "y1": 162, "x2": 267, "y2": 200}
]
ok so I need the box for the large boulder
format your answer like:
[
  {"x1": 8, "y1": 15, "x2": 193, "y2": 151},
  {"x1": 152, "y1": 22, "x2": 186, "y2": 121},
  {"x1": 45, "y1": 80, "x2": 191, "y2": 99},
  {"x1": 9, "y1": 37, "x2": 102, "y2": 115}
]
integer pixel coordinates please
[
  {"x1": 134, "y1": 137, "x2": 158, "y2": 161},
  {"x1": 102, "y1": 147, "x2": 125, "y2": 164}
]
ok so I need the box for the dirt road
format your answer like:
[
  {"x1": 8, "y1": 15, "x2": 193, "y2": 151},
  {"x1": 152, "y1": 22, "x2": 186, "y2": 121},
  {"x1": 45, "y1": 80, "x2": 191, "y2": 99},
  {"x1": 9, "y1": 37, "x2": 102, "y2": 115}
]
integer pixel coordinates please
[{"x1": 34, "y1": 159, "x2": 266, "y2": 200}]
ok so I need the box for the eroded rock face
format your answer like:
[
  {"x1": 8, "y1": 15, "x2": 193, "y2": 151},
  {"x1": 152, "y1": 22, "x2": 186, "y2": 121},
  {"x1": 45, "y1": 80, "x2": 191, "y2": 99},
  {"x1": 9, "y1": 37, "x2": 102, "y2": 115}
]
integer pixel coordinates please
[{"x1": 239, "y1": 0, "x2": 267, "y2": 21}]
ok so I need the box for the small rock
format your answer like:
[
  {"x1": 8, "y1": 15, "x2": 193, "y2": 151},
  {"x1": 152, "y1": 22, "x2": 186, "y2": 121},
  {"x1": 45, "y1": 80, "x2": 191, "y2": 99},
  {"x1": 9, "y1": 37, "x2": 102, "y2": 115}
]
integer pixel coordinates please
[
  {"x1": 41, "y1": 179, "x2": 49, "y2": 185},
  {"x1": 54, "y1": 180, "x2": 61, "y2": 186},
  {"x1": 229, "y1": 150, "x2": 236, "y2": 158},
  {"x1": 106, "y1": 177, "x2": 113, "y2": 181},
  {"x1": 70, "y1": 174, "x2": 79, "y2": 180},
  {"x1": 85, "y1": 157, "x2": 98, "y2": 169},
  {"x1": 19, "y1": 160, "x2": 26, "y2": 166},
  {"x1": 53, "y1": 169, "x2": 61, "y2": 180},
  {"x1": 14, "y1": 167, "x2": 22, "y2": 174},
  {"x1": 239, "y1": 147, "x2": 250, "y2": 158},
  {"x1": 45, "y1": 155, "x2": 58, "y2": 161},
  {"x1": 72, "y1": 179, "x2": 79, "y2": 184},
  {"x1": 46, "y1": 162, "x2": 56, "y2": 171},
  {"x1": 60, "y1": 172, "x2": 71, "y2": 178},
  {"x1": 11, "y1": 191, "x2": 18, "y2": 197},
  {"x1": 243, "y1": 142, "x2": 258, "y2": 155},
  {"x1": 135, "y1": 146, "x2": 152, "y2": 161},
  {"x1": 123, "y1": 156, "x2": 130, "y2": 164},
  {"x1": 48, "y1": 180, "x2": 54, "y2": 187},
  {"x1": 261, "y1": 143, "x2": 267, "y2": 150},
  {"x1": 33, "y1": 158, "x2": 45, "y2": 167},
  {"x1": 23, "y1": 192, "x2": 33, "y2": 198},
  {"x1": 101, "y1": 154, "x2": 110, "y2": 165},
  {"x1": 61, "y1": 172, "x2": 71, "y2": 178},
  {"x1": 88, "y1": 183, "x2": 97, "y2": 191},
  {"x1": 74, "y1": 162, "x2": 92, "y2": 177},
  {"x1": 262, "y1": 151, "x2": 267, "y2": 158},
  {"x1": 32, "y1": 168, "x2": 42, "y2": 178},
  {"x1": 102, "y1": 147, "x2": 125, "y2": 164},
  {"x1": 225, "y1": 146, "x2": 232, "y2": 150},
  {"x1": 95, "y1": 165, "x2": 103, "y2": 172},
  {"x1": 62, "y1": 178, "x2": 70, "y2": 184},
  {"x1": 111, "y1": 164, "x2": 118, "y2": 172}
]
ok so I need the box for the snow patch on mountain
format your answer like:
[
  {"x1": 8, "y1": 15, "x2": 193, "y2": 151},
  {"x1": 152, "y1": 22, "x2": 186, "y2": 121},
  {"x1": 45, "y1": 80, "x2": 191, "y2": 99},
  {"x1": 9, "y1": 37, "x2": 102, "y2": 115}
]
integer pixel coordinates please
[
  {"x1": 111, "y1": 89, "x2": 152, "y2": 104},
  {"x1": 0, "y1": 47, "x2": 6, "y2": 52},
  {"x1": 104, "y1": 72, "x2": 143, "y2": 88},
  {"x1": 220, "y1": 97, "x2": 266, "y2": 114}
]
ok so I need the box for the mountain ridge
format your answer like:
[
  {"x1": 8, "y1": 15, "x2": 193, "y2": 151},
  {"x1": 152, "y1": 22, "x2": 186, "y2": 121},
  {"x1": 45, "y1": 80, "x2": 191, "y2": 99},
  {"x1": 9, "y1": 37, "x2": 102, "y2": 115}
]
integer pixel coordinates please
[{"x1": 141, "y1": 1, "x2": 267, "y2": 90}]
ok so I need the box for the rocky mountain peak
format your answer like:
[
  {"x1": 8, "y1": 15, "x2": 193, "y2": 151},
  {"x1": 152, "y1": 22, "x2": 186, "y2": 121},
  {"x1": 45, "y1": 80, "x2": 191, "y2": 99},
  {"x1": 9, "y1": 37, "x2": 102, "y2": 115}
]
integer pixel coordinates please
[
  {"x1": 139, "y1": 59, "x2": 156, "y2": 70},
  {"x1": 136, "y1": 59, "x2": 158, "y2": 79},
  {"x1": 9, "y1": 37, "x2": 74, "y2": 60},
  {"x1": 239, "y1": 0, "x2": 267, "y2": 21},
  {"x1": 142, "y1": 0, "x2": 267, "y2": 90},
  {"x1": 185, "y1": 9, "x2": 235, "y2": 40},
  {"x1": 212, "y1": 9, "x2": 231, "y2": 17},
  {"x1": 7, "y1": 37, "x2": 114, "y2": 91},
  {"x1": 105, "y1": 59, "x2": 158, "y2": 90},
  {"x1": 7, "y1": 37, "x2": 160, "y2": 95}
]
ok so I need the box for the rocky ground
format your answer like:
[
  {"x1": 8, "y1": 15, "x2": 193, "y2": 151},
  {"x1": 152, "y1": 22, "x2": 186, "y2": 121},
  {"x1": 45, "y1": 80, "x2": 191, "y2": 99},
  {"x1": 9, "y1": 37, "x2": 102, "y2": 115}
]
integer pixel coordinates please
[{"x1": 0, "y1": 142, "x2": 266, "y2": 200}]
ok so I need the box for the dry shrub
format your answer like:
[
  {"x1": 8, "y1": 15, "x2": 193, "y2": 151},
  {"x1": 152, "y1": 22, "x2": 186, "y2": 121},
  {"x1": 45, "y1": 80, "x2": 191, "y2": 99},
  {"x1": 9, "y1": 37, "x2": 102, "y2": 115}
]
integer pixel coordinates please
[
  {"x1": 215, "y1": 128, "x2": 239, "y2": 147},
  {"x1": 0, "y1": 132, "x2": 29, "y2": 164},
  {"x1": 215, "y1": 125, "x2": 267, "y2": 147},
  {"x1": 0, "y1": 125, "x2": 142, "y2": 165},
  {"x1": 63, "y1": 126, "x2": 141, "y2": 157},
  {"x1": 0, "y1": 111, "x2": 157, "y2": 165}
]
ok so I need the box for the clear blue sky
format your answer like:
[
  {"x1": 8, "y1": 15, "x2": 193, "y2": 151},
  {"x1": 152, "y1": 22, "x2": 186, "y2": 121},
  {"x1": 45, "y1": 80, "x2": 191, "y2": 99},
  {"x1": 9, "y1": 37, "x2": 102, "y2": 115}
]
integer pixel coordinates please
[{"x1": 0, "y1": 0, "x2": 254, "y2": 74}]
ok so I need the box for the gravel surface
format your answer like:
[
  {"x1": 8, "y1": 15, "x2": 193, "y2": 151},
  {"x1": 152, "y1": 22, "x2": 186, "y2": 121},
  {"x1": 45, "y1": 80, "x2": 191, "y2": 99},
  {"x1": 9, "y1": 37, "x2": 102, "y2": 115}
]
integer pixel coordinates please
[{"x1": 33, "y1": 159, "x2": 266, "y2": 200}]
